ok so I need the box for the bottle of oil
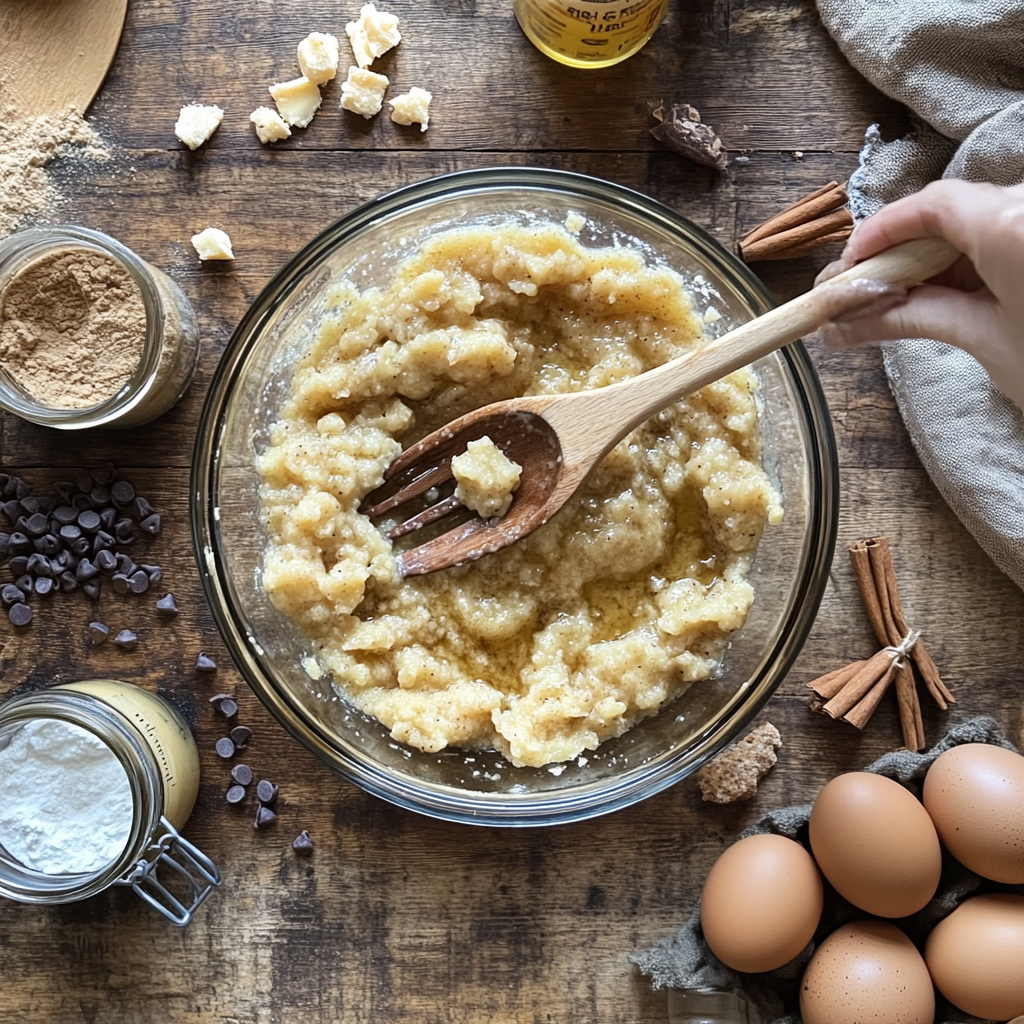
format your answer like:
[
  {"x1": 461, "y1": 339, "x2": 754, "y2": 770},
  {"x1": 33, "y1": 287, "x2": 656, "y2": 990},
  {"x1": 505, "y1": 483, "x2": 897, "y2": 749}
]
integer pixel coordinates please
[{"x1": 513, "y1": 0, "x2": 670, "y2": 68}]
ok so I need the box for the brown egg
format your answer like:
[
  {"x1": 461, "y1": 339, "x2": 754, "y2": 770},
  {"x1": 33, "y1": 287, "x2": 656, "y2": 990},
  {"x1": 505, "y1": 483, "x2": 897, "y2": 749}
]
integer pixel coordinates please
[
  {"x1": 922, "y1": 743, "x2": 1024, "y2": 883},
  {"x1": 800, "y1": 919, "x2": 934, "y2": 1024},
  {"x1": 700, "y1": 833, "x2": 823, "y2": 973},
  {"x1": 925, "y1": 893, "x2": 1024, "y2": 1020},
  {"x1": 809, "y1": 771, "x2": 941, "y2": 917}
]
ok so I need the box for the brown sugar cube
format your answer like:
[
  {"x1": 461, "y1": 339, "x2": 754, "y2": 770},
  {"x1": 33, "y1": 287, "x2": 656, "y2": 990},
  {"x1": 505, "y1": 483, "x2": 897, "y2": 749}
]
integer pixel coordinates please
[{"x1": 696, "y1": 723, "x2": 782, "y2": 804}]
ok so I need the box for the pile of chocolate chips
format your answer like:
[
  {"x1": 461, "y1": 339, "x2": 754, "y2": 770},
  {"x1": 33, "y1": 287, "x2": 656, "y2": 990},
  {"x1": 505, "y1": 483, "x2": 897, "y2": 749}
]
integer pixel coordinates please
[{"x1": 0, "y1": 468, "x2": 162, "y2": 626}]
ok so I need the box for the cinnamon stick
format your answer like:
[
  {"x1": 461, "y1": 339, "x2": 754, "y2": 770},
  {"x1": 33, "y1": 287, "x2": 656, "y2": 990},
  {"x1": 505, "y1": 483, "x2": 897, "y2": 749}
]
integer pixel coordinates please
[
  {"x1": 806, "y1": 659, "x2": 868, "y2": 700},
  {"x1": 749, "y1": 228, "x2": 853, "y2": 262},
  {"x1": 740, "y1": 182, "x2": 847, "y2": 246},
  {"x1": 738, "y1": 181, "x2": 853, "y2": 262},
  {"x1": 740, "y1": 208, "x2": 855, "y2": 263},
  {"x1": 821, "y1": 649, "x2": 896, "y2": 720},
  {"x1": 842, "y1": 658, "x2": 900, "y2": 729}
]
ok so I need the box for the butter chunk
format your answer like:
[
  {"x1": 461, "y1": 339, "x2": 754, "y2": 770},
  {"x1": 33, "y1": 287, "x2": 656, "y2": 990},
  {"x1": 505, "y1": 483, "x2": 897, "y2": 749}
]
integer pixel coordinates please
[
  {"x1": 191, "y1": 227, "x2": 234, "y2": 261},
  {"x1": 451, "y1": 436, "x2": 522, "y2": 519},
  {"x1": 268, "y1": 76, "x2": 322, "y2": 128},
  {"x1": 297, "y1": 32, "x2": 340, "y2": 85},
  {"x1": 249, "y1": 106, "x2": 292, "y2": 144},
  {"x1": 389, "y1": 87, "x2": 432, "y2": 132},
  {"x1": 346, "y1": 3, "x2": 401, "y2": 68},
  {"x1": 340, "y1": 67, "x2": 389, "y2": 119},
  {"x1": 174, "y1": 104, "x2": 224, "y2": 150}
]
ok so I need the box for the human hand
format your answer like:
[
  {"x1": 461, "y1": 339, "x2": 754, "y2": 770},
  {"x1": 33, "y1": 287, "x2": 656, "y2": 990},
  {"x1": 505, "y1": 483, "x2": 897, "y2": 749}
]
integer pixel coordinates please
[{"x1": 813, "y1": 180, "x2": 1024, "y2": 410}]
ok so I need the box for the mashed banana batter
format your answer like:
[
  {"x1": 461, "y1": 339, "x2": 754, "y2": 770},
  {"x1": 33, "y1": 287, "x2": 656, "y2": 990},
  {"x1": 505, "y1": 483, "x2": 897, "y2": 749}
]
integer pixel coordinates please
[{"x1": 257, "y1": 220, "x2": 781, "y2": 767}]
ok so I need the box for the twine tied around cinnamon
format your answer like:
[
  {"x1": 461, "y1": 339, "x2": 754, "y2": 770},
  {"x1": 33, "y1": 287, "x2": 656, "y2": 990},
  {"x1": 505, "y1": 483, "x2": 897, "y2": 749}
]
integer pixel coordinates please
[{"x1": 807, "y1": 537, "x2": 954, "y2": 752}]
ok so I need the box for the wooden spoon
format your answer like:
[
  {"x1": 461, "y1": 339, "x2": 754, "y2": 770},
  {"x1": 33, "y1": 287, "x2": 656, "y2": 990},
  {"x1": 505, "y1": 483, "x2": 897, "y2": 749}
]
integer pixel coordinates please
[
  {"x1": 364, "y1": 237, "x2": 960, "y2": 576},
  {"x1": 0, "y1": 0, "x2": 128, "y2": 118}
]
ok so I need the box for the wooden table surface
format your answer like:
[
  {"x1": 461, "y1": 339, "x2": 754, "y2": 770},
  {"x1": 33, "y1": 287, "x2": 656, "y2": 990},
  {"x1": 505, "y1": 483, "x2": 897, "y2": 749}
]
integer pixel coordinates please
[{"x1": 2, "y1": 2, "x2": 1023, "y2": 1022}]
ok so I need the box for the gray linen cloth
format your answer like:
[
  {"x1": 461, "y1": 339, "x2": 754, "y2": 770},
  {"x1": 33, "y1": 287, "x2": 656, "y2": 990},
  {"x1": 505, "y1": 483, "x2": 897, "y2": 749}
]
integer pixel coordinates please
[
  {"x1": 630, "y1": 717, "x2": 1022, "y2": 1024},
  {"x1": 813, "y1": 1, "x2": 1024, "y2": 591}
]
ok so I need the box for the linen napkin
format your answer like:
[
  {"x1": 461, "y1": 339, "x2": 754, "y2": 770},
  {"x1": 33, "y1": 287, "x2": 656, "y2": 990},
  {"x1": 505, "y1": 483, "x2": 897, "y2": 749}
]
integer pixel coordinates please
[
  {"x1": 814, "y1": 0, "x2": 1024, "y2": 592},
  {"x1": 630, "y1": 716, "x2": 1021, "y2": 1024}
]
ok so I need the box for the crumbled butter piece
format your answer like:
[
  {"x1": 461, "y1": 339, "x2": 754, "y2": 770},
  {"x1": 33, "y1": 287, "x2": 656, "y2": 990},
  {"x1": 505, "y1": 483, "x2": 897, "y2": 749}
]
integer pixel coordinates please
[
  {"x1": 250, "y1": 106, "x2": 292, "y2": 144},
  {"x1": 564, "y1": 211, "x2": 586, "y2": 235},
  {"x1": 346, "y1": 3, "x2": 401, "y2": 68},
  {"x1": 269, "y1": 76, "x2": 322, "y2": 128},
  {"x1": 191, "y1": 227, "x2": 234, "y2": 261},
  {"x1": 297, "y1": 32, "x2": 340, "y2": 85},
  {"x1": 174, "y1": 104, "x2": 224, "y2": 150},
  {"x1": 451, "y1": 436, "x2": 522, "y2": 519},
  {"x1": 389, "y1": 87, "x2": 432, "y2": 132},
  {"x1": 340, "y1": 67, "x2": 389, "y2": 119}
]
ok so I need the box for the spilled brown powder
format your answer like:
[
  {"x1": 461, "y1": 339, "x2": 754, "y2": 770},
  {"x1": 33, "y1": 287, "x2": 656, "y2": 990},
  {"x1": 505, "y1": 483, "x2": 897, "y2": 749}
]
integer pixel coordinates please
[
  {"x1": 0, "y1": 106, "x2": 106, "y2": 239},
  {"x1": 0, "y1": 248, "x2": 146, "y2": 408}
]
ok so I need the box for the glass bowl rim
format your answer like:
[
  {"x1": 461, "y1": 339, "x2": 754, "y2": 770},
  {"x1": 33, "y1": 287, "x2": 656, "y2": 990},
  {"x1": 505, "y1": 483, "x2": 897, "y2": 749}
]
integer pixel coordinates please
[{"x1": 190, "y1": 166, "x2": 838, "y2": 827}]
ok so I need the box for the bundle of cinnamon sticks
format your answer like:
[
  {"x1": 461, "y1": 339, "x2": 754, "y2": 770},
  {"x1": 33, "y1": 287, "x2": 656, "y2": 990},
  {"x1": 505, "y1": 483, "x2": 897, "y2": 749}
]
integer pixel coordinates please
[
  {"x1": 807, "y1": 537, "x2": 954, "y2": 752},
  {"x1": 738, "y1": 180, "x2": 853, "y2": 262}
]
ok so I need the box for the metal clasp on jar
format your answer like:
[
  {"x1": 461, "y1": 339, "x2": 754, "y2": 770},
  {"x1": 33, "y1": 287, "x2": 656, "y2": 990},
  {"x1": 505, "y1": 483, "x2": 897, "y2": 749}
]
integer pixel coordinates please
[{"x1": 117, "y1": 816, "x2": 220, "y2": 926}]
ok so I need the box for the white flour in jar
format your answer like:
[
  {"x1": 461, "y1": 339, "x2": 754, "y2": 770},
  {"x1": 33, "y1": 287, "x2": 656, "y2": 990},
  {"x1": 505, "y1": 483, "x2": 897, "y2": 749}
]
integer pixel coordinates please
[{"x1": 0, "y1": 718, "x2": 133, "y2": 874}]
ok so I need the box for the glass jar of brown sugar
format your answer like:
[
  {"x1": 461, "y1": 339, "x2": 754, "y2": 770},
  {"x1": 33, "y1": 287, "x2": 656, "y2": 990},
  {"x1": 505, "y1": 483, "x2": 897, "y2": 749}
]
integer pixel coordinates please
[{"x1": 0, "y1": 226, "x2": 199, "y2": 429}]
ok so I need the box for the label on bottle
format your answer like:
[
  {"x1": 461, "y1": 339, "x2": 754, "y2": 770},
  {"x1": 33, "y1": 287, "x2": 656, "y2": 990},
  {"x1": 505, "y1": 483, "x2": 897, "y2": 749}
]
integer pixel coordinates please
[{"x1": 515, "y1": 0, "x2": 669, "y2": 65}]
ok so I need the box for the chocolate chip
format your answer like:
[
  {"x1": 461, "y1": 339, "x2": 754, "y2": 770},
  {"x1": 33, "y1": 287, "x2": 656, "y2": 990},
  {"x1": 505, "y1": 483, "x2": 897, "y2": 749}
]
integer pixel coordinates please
[
  {"x1": 37, "y1": 534, "x2": 61, "y2": 557},
  {"x1": 13, "y1": 479, "x2": 29, "y2": 501},
  {"x1": 9, "y1": 603, "x2": 32, "y2": 627},
  {"x1": 1, "y1": 584, "x2": 25, "y2": 607},
  {"x1": 0, "y1": 500, "x2": 22, "y2": 523},
  {"x1": 34, "y1": 577, "x2": 54, "y2": 597},
  {"x1": 100, "y1": 507, "x2": 117, "y2": 530},
  {"x1": 25, "y1": 513, "x2": 49, "y2": 537},
  {"x1": 59, "y1": 523, "x2": 82, "y2": 544},
  {"x1": 254, "y1": 805, "x2": 277, "y2": 829},
  {"x1": 82, "y1": 580, "x2": 101, "y2": 600},
  {"x1": 140, "y1": 564, "x2": 162, "y2": 583},
  {"x1": 292, "y1": 830, "x2": 314, "y2": 855},
  {"x1": 230, "y1": 725, "x2": 252, "y2": 749},
  {"x1": 59, "y1": 572, "x2": 79, "y2": 593},
  {"x1": 209, "y1": 695, "x2": 237, "y2": 718},
  {"x1": 114, "y1": 519, "x2": 134, "y2": 544},
  {"x1": 26, "y1": 554, "x2": 52, "y2": 577},
  {"x1": 91, "y1": 466, "x2": 116, "y2": 487},
  {"x1": 71, "y1": 493, "x2": 93, "y2": 512},
  {"x1": 115, "y1": 553, "x2": 136, "y2": 575},
  {"x1": 138, "y1": 514, "x2": 161, "y2": 536},
  {"x1": 77, "y1": 509, "x2": 101, "y2": 533},
  {"x1": 132, "y1": 497, "x2": 156, "y2": 521},
  {"x1": 111, "y1": 481, "x2": 135, "y2": 507},
  {"x1": 20, "y1": 497, "x2": 40, "y2": 515},
  {"x1": 92, "y1": 530, "x2": 115, "y2": 553},
  {"x1": 15, "y1": 575, "x2": 33, "y2": 595},
  {"x1": 54, "y1": 481, "x2": 75, "y2": 503},
  {"x1": 95, "y1": 549, "x2": 117, "y2": 571},
  {"x1": 75, "y1": 473, "x2": 94, "y2": 494},
  {"x1": 76, "y1": 559, "x2": 100, "y2": 581},
  {"x1": 111, "y1": 573, "x2": 130, "y2": 595},
  {"x1": 195, "y1": 652, "x2": 217, "y2": 673},
  {"x1": 129, "y1": 570, "x2": 150, "y2": 594},
  {"x1": 34, "y1": 496, "x2": 55, "y2": 516},
  {"x1": 71, "y1": 537, "x2": 91, "y2": 557},
  {"x1": 155, "y1": 593, "x2": 178, "y2": 615},
  {"x1": 113, "y1": 629, "x2": 138, "y2": 651},
  {"x1": 231, "y1": 763, "x2": 253, "y2": 786},
  {"x1": 89, "y1": 487, "x2": 111, "y2": 507},
  {"x1": 215, "y1": 736, "x2": 236, "y2": 759},
  {"x1": 226, "y1": 785, "x2": 247, "y2": 805},
  {"x1": 8, "y1": 533, "x2": 31, "y2": 555},
  {"x1": 256, "y1": 780, "x2": 278, "y2": 805},
  {"x1": 88, "y1": 621, "x2": 110, "y2": 645}
]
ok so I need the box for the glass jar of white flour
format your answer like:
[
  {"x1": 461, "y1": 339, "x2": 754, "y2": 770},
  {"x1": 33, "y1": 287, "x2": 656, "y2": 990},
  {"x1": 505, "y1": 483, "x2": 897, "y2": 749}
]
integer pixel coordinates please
[{"x1": 0, "y1": 680, "x2": 218, "y2": 925}]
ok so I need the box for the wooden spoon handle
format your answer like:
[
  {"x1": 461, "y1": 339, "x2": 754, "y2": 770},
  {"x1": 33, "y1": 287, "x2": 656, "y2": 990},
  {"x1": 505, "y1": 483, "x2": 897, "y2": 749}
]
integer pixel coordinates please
[{"x1": 555, "y1": 237, "x2": 960, "y2": 445}]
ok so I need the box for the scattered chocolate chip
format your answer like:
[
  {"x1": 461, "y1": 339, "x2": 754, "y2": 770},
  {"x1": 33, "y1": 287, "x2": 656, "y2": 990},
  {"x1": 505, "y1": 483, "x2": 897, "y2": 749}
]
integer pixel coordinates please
[
  {"x1": 82, "y1": 580, "x2": 101, "y2": 600},
  {"x1": 99, "y1": 507, "x2": 117, "y2": 530},
  {"x1": 77, "y1": 509, "x2": 101, "y2": 533},
  {"x1": 25, "y1": 513, "x2": 49, "y2": 536},
  {"x1": 113, "y1": 629, "x2": 138, "y2": 651},
  {"x1": 210, "y1": 696, "x2": 238, "y2": 718},
  {"x1": 111, "y1": 480, "x2": 135, "y2": 507},
  {"x1": 9, "y1": 555, "x2": 28, "y2": 576},
  {"x1": 155, "y1": 593, "x2": 178, "y2": 615},
  {"x1": 9, "y1": 603, "x2": 32, "y2": 627},
  {"x1": 115, "y1": 553, "x2": 136, "y2": 575},
  {"x1": 114, "y1": 519, "x2": 134, "y2": 544},
  {"x1": 231, "y1": 763, "x2": 253, "y2": 786},
  {"x1": 51, "y1": 549, "x2": 70, "y2": 570},
  {"x1": 132, "y1": 497, "x2": 156, "y2": 521},
  {"x1": 230, "y1": 724, "x2": 252, "y2": 749},
  {"x1": 256, "y1": 780, "x2": 278, "y2": 805},
  {"x1": 71, "y1": 493, "x2": 93, "y2": 512},
  {"x1": 58, "y1": 523, "x2": 81, "y2": 544},
  {"x1": 75, "y1": 473, "x2": 94, "y2": 494},
  {"x1": 129, "y1": 569, "x2": 150, "y2": 594},
  {"x1": 76, "y1": 558, "x2": 100, "y2": 581},
  {"x1": 92, "y1": 530, "x2": 115, "y2": 553},
  {"x1": 95, "y1": 549, "x2": 117, "y2": 571},
  {"x1": 1, "y1": 584, "x2": 25, "y2": 606},
  {"x1": 89, "y1": 486, "x2": 110, "y2": 507},
  {"x1": 8, "y1": 533, "x2": 31, "y2": 555},
  {"x1": 195, "y1": 652, "x2": 217, "y2": 673},
  {"x1": 138, "y1": 514, "x2": 161, "y2": 536},
  {"x1": 19, "y1": 496, "x2": 40, "y2": 515},
  {"x1": 33, "y1": 577, "x2": 54, "y2": 597},
  {"x1": 292, "y1": 830, "x2": 314, "y2": 855},
  {"x1": 15, "y1": 575, "x2": 33, "y2": 595},
  {"x1": 1, "y1": 500, "x2": 22, "y2": 522},
  {"x1": 254, "y1": 805, "x2": 277, "y2": 829},
  {"x1": 37, "y1": 534, "x2": 61, "y2": 557},
  {"x1": 59, "y1": 571, "x2": 79, "y2": 593},
  {"x1": 111, "y1": 573, "x2": 130, "y2": 595},
  {"x1": 91, "y1": 466, "x2": 115, "y2": 487},
  {"x1": 71, "y1": 537, "x2": 91, "y2": 557},
  {"x1": 88, "y1": 621, "x2": 110, "y2": 645},
  {"x1": 54, "y1": 482, "x2": 75, "y2": 503},
  {"x1": 26, "y1": 554, "x2": 52, "y2": 577},
  {"x1": 215, "y1": 736, "x2": 236, "y2": 759},
  {"x1": 226, "y1": 784, "x2": 247, "y2": 804},
  {"x1": 13, "y1": 479, "x2": 30, "y2": 501},
  {"x1": 140, "y1": 564, "x2": 162, "y2": 583}
]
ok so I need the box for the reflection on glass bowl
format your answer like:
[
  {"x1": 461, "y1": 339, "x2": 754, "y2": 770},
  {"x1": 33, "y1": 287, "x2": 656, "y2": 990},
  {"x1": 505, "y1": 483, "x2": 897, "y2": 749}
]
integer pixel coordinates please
[{"x1": 191, "y1": 167, "x2": 838, "y2": 827}]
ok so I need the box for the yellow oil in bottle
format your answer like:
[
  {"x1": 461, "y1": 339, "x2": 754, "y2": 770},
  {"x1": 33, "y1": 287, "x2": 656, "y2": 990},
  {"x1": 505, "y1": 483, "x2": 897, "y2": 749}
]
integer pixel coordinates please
[{"x1": 513, "y1": 0, "x2": 670, "y2": 68}]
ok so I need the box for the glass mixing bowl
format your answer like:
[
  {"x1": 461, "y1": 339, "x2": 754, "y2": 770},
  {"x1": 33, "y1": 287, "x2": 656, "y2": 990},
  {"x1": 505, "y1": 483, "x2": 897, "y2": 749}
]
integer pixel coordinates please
[{"x1": 192, "y1": 168, "x2": 838, "y2": 827}]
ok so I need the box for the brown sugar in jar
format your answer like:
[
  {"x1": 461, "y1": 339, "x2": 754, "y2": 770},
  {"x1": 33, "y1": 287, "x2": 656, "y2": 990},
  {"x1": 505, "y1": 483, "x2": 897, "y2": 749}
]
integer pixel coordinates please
[{"x1": 0, "y1": 226, "x2": 199, "y2": 429}]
